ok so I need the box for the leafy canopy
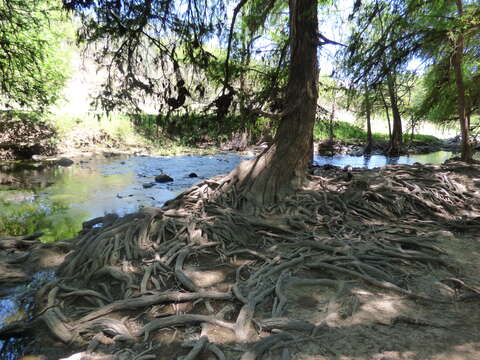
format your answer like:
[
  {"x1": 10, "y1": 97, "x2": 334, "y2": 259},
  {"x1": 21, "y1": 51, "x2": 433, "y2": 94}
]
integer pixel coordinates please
[{"x1": 0, "y1": 0, "x2": 73, "y2": 110}]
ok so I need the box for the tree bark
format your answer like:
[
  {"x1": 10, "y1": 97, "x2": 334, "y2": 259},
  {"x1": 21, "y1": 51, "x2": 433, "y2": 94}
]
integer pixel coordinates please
[
  {"x1": 379, "y1": 88, "x2": 392, "y2": 141},
  {"x1": 453, "y1": 0, "x2": 472, "y2": 162},
  {"x1": 364, "y1": 85, "x2": 373, "y2": 154},
  {"x1": 228, "y1": 0, "x2": 319, "y2": 205},
  {"x1": 329, "y1": 90, "x2": 336, "y2": 142},
  {"x1": 386, "y1": 71, "x2": 402, "y2": 156}
]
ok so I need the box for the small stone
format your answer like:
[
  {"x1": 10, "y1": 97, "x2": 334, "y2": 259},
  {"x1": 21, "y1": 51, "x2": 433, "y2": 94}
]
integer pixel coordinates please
[
  {"x1": 142, "y1": 183, "x2": 155, "y2": 189},
  {"x1": 188, "y1": 172, "x2": 198, "y2": 178},
  {"x1": 155, "y1": 174, "x2": 174, "y2": 183},
  {"x1": 57, "y1": 157, "x2": 74, "y2": 167},
  {"x1": 31, "y1": 155, "x2": 46, "y2": 161},
  {"x1": 19, "y1": 355, "x2": 47, "y2": 360}
]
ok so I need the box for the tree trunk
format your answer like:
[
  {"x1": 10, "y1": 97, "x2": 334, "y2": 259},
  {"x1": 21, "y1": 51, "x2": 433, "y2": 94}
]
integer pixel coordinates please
[
  {"x1": 410, "y1": 117, "x2": 415, "y2": 143},
  {"x1": 453, "y1": 0, "x2": 472, "y2": 162},
  {"x1": 239, "y1": 24, "x2": 253, "y2": 118},
  {"x1": 364, "y1": 85, "x2": 373, "y2": 154},
  {"x1": 329, "y1": 91, "x2": 336, "y2": 142},
  {"x1": 379, "y1": 88, "x2": 392, "y2": 141},
  {"x1": 386, "y1": 72, "x2": 402, "y2": 156},
  {"x1": 228, "y1": 0, "x2": 319, "y2": 206},
  {"x1": 309, "y1": 134, "x2": 314, "y2": 165}
]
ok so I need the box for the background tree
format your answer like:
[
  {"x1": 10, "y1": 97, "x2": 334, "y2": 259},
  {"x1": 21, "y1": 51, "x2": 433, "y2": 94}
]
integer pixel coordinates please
[
  {"x1": 63, "y1": 0, "x2": 333, "y2": 206},
  {"x1": 342, "y1": 0, "x2": 411, "y2": 155},
  {"x1": 0, "y1": 0, "x2": 71, "y2": 110},
  {"x1": 416, "y1": 58, "x2": 480, "y2": 136},
  {"x1": 415, "y1": 3, "x2": 480, "y2": 151},
  {"x1": 344, "y1": 0, "x2": 480, "y2": 161}
]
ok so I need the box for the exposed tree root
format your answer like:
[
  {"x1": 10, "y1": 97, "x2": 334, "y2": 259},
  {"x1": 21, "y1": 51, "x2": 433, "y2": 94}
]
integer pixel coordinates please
[
  {"x1": 5, "y1": 161, "x2": 480, "y2": 359},
  {"x1": 140, "y1": 314, "x2": 235, "y2": 341}
]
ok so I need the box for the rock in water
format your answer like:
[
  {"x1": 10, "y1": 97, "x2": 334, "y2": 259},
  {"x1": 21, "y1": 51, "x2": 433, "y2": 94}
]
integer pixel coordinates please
[
  {"x1": 142, "y1": 182, "x2": 156, "y2": 189},
  {"x1": 188, "y1": 172, "x2": 198, "y2": 178},
  {"x1": 31, "y1": 155, "x2": 46, "y2": 161},
  {"x1": 155, "y1": 174, "x2": 174, "y2": 183},
  {"x1": 57, "y1": 157, "x2": 74, "y2": 167}
]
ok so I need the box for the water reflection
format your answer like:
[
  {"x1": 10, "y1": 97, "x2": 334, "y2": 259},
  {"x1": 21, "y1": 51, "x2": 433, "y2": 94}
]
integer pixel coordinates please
[
  {"x1": 0, "y1": 154, "x2": 243, "y2": 241},
  {"x1": 313, "y1": 151, "x2": 454, "y2": 169}
]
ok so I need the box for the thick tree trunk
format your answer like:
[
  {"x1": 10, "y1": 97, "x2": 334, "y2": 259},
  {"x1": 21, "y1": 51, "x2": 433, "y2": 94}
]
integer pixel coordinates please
[
  {"x1": 453, "y1": 0, "x2": 472, "y2": 162},
  {"x1": 228, "y1": 0, "x2": 319, "y2": 205},
  {"x1": 364, "y1": 85, "x2": 373, "y2": 154},
  {"x1": 386, "y1": 72, "x2": 402, "y2": 156}
]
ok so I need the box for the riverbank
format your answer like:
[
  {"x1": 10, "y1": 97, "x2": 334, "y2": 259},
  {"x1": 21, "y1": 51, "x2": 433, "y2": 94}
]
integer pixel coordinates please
[
  {"x1": 1, "y1": 110, "x2": 467, "y2": 163},
  {"x1": 0, "y1": 111, "x2": 257, "y2": 162},
  {"x1": 1, "y1": 160, "x2": 480, "y2": 360},
  {"x1": 315, "y1": 137, "x2": 464, "y2": 157},
  {"x1": 313, "y1": 120, "x2": 470, "y2": 157}
]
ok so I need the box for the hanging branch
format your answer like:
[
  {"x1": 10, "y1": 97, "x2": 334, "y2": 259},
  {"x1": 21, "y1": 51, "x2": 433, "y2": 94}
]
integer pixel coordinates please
[
  {"x1": 317, "y1": 33, "x2": 346, "y2": 47},
  {"x1": 223, "y1": 0, "x2": 250, "y2": 93}
]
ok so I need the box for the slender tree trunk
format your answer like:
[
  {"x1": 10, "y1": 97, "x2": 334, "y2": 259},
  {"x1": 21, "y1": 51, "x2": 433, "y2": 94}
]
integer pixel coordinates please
[
  {"x1": 309, "y1": 134, "x2": 314, "y2": 165},
  {"x1": 364, "y1": 85, "x2": 373, "y2": 154},
  {"x1": 238, "y1": 29, "x2": 254, "y2": 151},
  {"x1": 228, "y1": 0, "x2": 319, "y2": 205},
  {"x1": 329, "y1": 91, "x2": 336, "y2": 142},
  {"x1": 453, "y1": 0, "x2": 472, "y2": 162},
  {"x1": 379, "y1": 89, "x2": 392, "y2": 141},
  {"x1": 239, "y1": 27, "x2": 253, "y2": 117},
  {"x1": 386, "y1": 72, "x2": 402, "y2": 156},
  {"x1": 410, "y1": 117, "x2": 415, "y2": 143}
]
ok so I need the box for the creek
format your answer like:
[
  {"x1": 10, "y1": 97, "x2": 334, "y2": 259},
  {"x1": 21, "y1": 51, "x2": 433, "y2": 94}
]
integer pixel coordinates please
[{"x1": 0, "y1": 150, "x2": 454, "y2": 358}]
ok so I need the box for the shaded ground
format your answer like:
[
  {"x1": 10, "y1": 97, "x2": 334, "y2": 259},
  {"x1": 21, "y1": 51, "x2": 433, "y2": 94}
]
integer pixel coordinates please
[
  {"x1": 1, "y1": 161, "x2": 480, "y2": 360},
  {"x1": 0, "y1": 112, "x2": 57, "y2": 161}
]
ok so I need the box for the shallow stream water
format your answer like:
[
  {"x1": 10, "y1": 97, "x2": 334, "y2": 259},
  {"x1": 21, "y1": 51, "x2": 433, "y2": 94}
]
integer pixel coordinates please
[
  {"x1": 313, "y1": 151, "x2": 454, "y2": 169},
  {"x1": 0, "y1": 150, "x2": 455, "y2": 358}
]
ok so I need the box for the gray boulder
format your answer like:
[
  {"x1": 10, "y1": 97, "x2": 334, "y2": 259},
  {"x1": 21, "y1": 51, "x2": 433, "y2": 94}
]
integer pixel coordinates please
[
  {"x1": 57, "y1": 157, "x2": 74, "y2": 167},
  {"x1": 155, "y1": 174, "x2": 174, "y2": 183}
]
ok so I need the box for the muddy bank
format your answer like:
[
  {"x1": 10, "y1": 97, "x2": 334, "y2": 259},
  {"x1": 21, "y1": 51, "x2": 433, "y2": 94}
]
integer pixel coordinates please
[
  {"x1": 2, "y1": 161, "x2": 480, "y2": 360},
  {"x1": 0, "y1": 112, "x2": 57, "y2": 161},
  {"x1": 0, "y1": 233, "x2": 69, "y2": 287}
]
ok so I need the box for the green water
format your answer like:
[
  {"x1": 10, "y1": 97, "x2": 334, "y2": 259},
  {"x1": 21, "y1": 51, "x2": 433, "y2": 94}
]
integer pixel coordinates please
[
  {"x1": 0, "y1": 154, "x2": 244, "y2": 241},
  {"x1": 0, "y1": 164, "x2": 133, "y2": 241}
]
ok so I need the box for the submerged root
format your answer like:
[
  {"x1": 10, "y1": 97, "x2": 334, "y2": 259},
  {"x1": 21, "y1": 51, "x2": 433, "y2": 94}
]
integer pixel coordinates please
[{"x1": 9, "y1": 161, "x2": 480, "y2": 358}]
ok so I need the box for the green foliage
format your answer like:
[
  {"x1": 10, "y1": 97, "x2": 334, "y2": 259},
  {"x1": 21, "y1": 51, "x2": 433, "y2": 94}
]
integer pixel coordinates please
[
  {"x1": 415, "y1": 25, "x2": 480, "y2": 126},
  {"x1": 407, "y1": 134, "x2": 444, "y2": 146},
  {"x1": 48, "y1": 112, "x2": 149, "y2": 150},
  {"x1": 314, "y1": 120, "x2": 442, "y2": 146},
  {"x1": 314, "y1": 120, "x2": 365, "y2": 142},
  {"x1": 129, "y1": 112, "x2": 273, "y2": 146},
  {"x1": 0, "y1": 0, "x2": 73, "y2": 110}
]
